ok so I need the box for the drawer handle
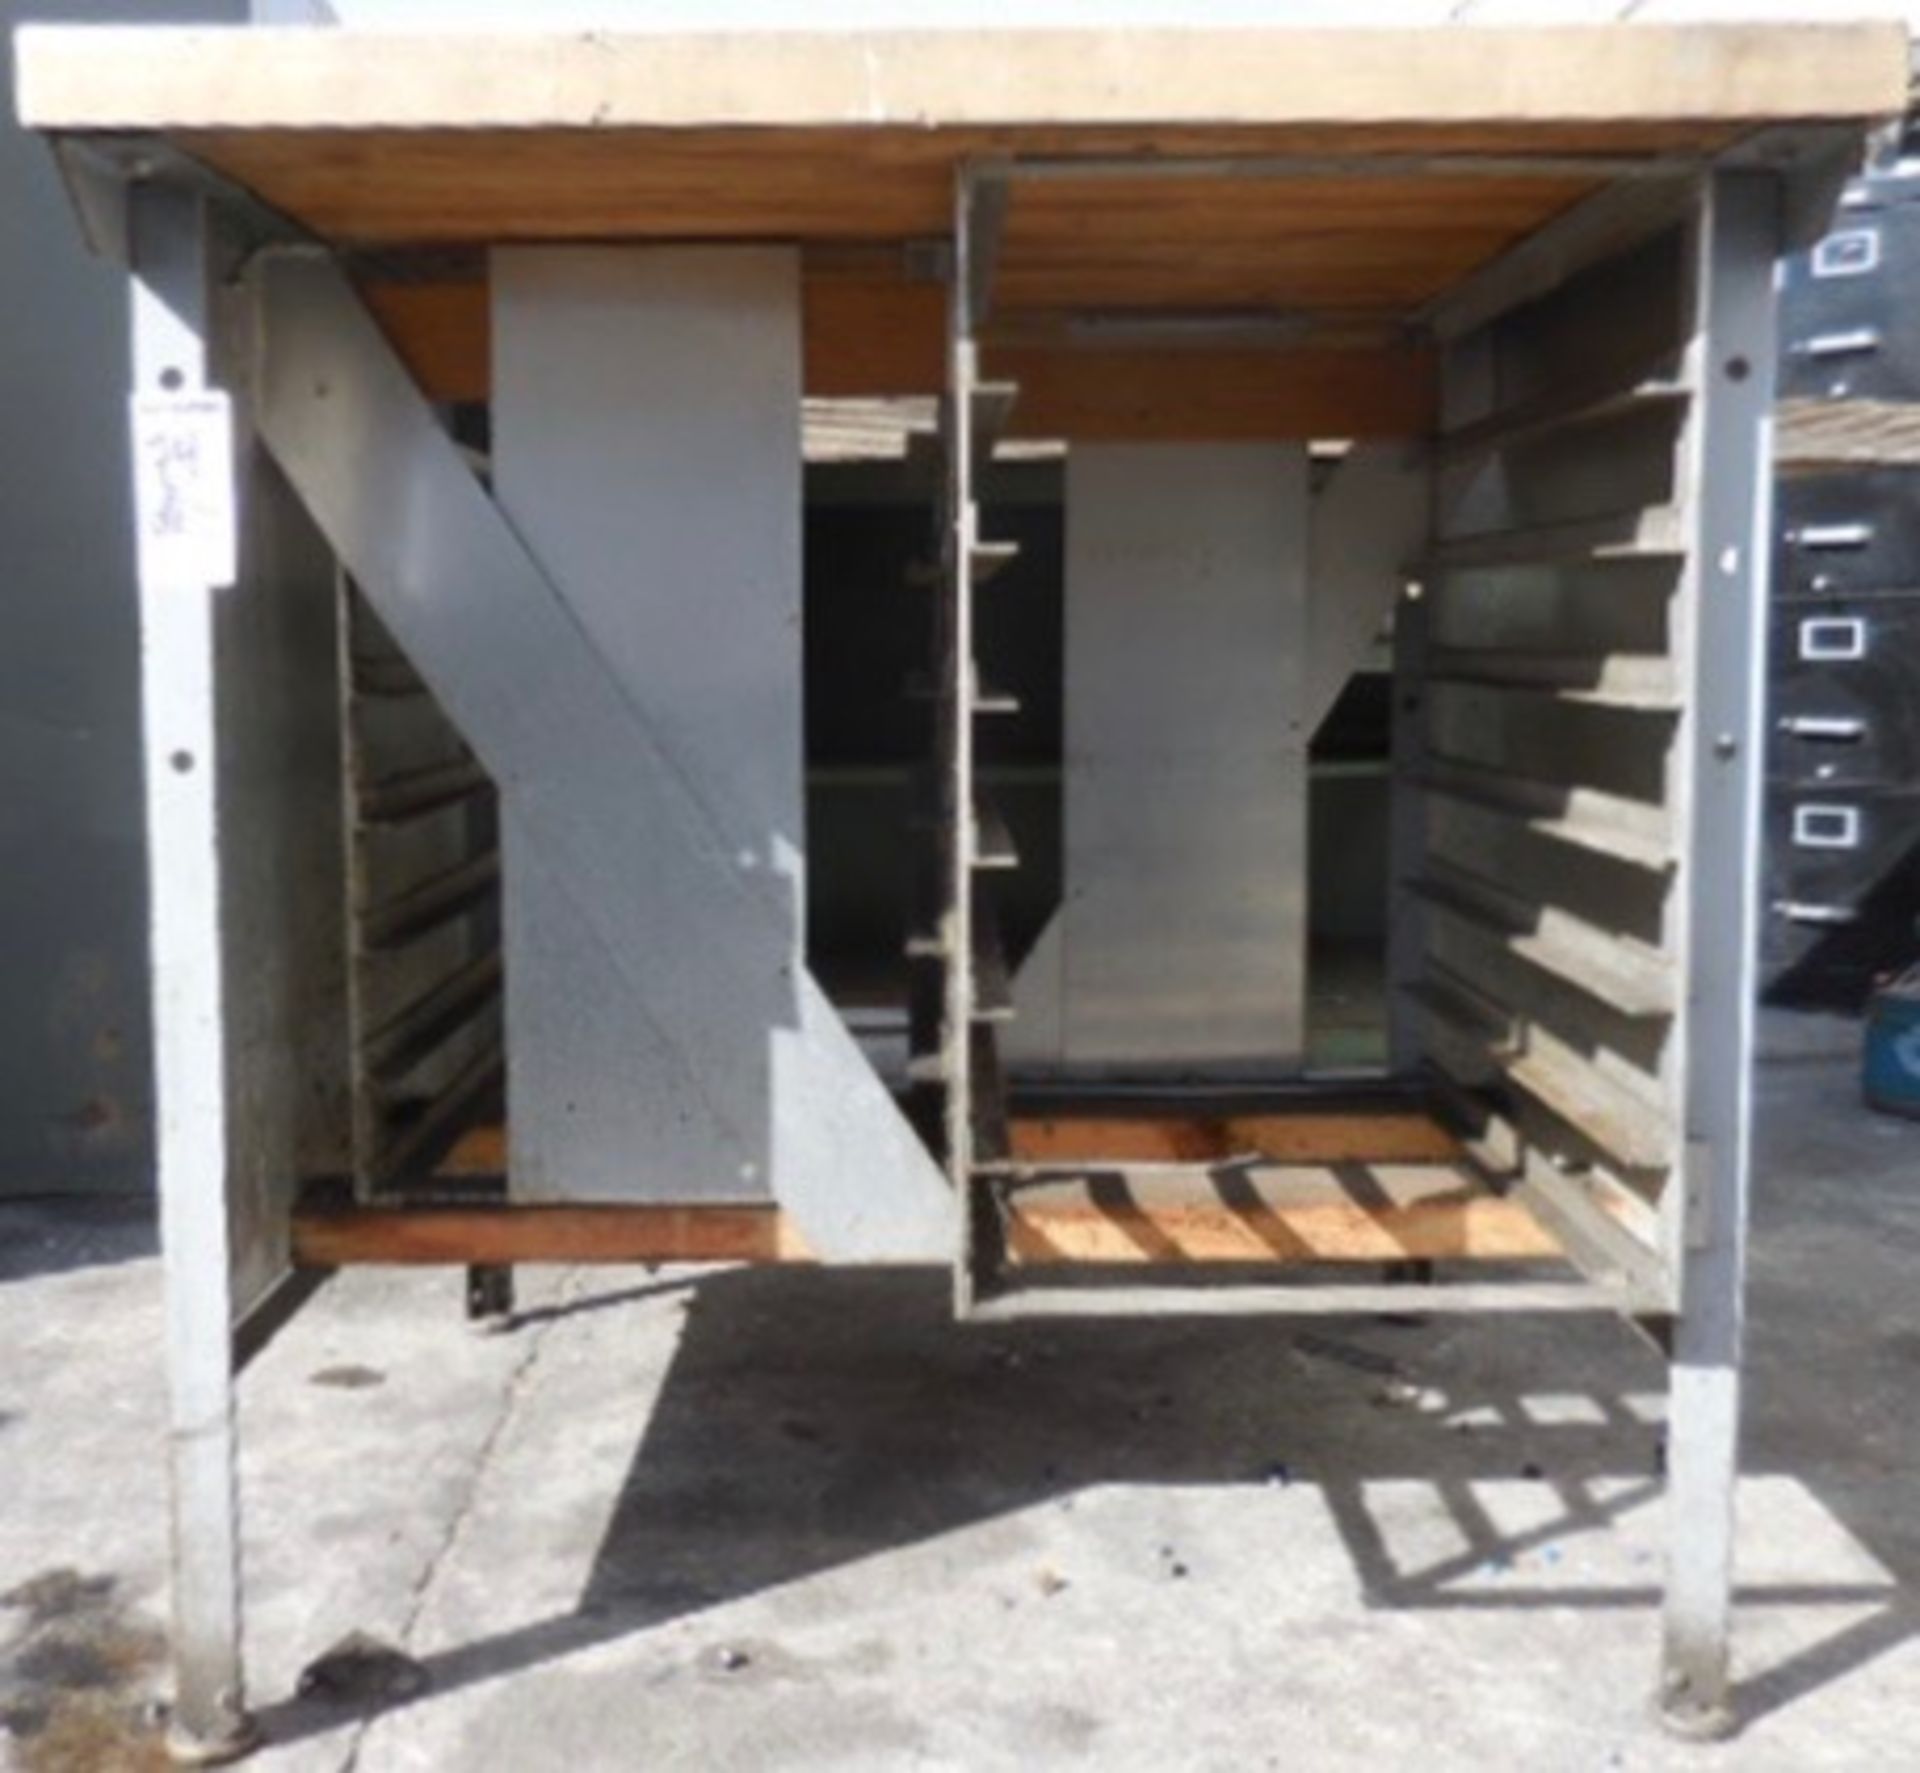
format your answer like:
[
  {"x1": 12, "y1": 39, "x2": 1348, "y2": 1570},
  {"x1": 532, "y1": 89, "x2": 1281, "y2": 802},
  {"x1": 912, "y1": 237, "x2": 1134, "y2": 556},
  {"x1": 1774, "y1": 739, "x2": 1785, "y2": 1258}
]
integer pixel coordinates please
[
  {"x1": 1786, "y1": 523, "x2": 1874, "y2": 550},
  {"x1": 1778, "y1": 715, "x2": 1866, "y2": 740},
  {"x1": 1791, "y1": 328, "x2": 1881, "y2": 358},
  {"x1": 1773, "y1": 901, "x2": 1861, "y2": 926}
]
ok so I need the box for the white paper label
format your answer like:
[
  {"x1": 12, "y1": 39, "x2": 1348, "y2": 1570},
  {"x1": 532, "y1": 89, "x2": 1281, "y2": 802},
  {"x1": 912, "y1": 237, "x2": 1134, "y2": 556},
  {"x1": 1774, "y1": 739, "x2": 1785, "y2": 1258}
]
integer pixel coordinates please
[{"x1": 130, "y1": 391, "x2": 237, "y2": 589}]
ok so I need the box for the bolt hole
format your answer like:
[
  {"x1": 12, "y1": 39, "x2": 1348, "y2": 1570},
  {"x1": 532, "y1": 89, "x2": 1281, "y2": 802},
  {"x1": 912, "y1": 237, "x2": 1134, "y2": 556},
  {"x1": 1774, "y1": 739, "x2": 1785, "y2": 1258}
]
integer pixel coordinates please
[
  {"x1": 158, "y1": 367, "x2": 186, "y2": 393},
  {"x1": 169, "y1": 750, "x2": 194, "y2": 774},
  {"x1": 1724, "y1": 355, "x2": 1751, "y2": 383}
]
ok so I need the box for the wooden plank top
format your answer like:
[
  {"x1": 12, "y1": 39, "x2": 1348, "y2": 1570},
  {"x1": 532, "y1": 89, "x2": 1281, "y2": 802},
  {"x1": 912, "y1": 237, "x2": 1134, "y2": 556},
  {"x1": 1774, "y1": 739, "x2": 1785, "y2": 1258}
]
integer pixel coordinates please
[
  {"x1": 16, "y1": 24, "x2": 1906, "y2": 137},
  {"x1": 17, "y1": 24, "x2": 1901, "y2": 432},
  {"x1": 15, "y1": 27, "x2": 1905, "y2": 276}
]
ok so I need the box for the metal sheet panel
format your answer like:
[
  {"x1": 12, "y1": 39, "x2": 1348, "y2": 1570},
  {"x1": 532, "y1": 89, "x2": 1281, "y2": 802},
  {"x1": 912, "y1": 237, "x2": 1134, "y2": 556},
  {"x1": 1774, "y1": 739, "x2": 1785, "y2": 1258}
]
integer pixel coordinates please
[
  {"x1": 218, "y1": 449, "x2": 351, "y2": 1304},
  {"x1": 1305, "y1": 440, "x2": 1427, "y2": 735},
  {"x1": 492, "y1": 247, "x2": 804, "y2": 1204},
  {"x1": 1050, "y1": 443, "x2": 1310, "y2": 1075},
  {"x1": 253, "y1": 250, "x2": 950, "y2": 1259}
]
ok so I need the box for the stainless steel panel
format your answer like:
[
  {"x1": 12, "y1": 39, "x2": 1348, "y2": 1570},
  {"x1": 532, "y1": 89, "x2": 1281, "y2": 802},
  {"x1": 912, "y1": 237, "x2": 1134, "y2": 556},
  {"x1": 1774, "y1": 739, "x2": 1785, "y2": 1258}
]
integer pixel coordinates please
[
  {"x1": 493, "y1": 247, "x2": 803, "y2": 1205},
  {"x1": 253, "y1": 250, "x2": 950, "y2": 1260},
  {"x1": 1054, "y1": 443, "x2": 1310, "y2": 1076}
]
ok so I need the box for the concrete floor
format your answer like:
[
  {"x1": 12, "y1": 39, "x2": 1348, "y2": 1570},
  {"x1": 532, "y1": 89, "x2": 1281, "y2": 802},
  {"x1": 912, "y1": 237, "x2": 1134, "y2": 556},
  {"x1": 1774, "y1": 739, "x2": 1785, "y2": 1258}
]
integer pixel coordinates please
[{"x1": 3, "y1": 1032, "x2": 1917, "y2": 1771}]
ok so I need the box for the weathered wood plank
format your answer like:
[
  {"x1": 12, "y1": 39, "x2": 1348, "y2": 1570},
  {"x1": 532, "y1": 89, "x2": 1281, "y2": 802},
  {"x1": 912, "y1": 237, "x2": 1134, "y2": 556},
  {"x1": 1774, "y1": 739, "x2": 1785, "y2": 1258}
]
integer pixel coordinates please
[
  {"x1": 1003, "y1": 1164, "x2": 1560, "y2": 1264},
  {"x1": 1006, "y1": 1111, "x2": 1459, "y2": 1164},
  {"x1": 295, "y1": 1202, "x2": 807, "y2": 1267},
  {"x1": 292, "y1": 1159, "x2": 1558, "y2": 1267},
  {"x1": 21, "y1": 26, "x2": 1903, "y2": 133}
]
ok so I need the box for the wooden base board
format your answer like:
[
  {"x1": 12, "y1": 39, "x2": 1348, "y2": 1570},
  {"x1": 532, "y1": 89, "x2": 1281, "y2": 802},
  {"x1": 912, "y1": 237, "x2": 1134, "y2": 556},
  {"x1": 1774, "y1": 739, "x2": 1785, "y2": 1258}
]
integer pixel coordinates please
[
  {"x1": 298, "y1": 1100, "x2": 1557, "y2": 1269},
  {"x1": 292, "y1": 1163, "x2": 1558, "y2": 1269},
  {"x1": 295, "y1": 1201, "x2": 804, "y2": 1268},
  {"x1": 1001, "y1": 1164, "x2": 1557, "y2": 1265}
]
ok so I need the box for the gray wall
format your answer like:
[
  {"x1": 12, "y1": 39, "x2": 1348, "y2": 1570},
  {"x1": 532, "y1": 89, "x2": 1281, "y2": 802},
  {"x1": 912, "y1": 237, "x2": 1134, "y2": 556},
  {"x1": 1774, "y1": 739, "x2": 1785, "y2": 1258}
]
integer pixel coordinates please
[{"x1": 0, "y1": 1, "x2": 241, "y2": 1196}]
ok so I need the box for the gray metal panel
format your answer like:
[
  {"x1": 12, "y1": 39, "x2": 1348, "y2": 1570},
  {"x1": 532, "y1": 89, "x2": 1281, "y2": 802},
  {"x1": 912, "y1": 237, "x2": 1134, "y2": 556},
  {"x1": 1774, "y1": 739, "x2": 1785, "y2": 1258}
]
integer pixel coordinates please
[
  {"x1": 1045, "y1": 443, "x2": 1310, "y2": 1075},
  {"x1": 217, "y1": 445, "x2": 351, "y2": 1306},
  {"x1": 1008, "y1": 911, "x2": 1065, "y2": 1065},
  {"x1": 1306, "y1": 442, "x2": 1429, "y2": 736},
  {"x1": 492, "y1": 247, "x2": 803, "y2": 1204},
  {"x1": 506, "y1": 826, "x2": 742, "y2": 1199},
  {"x1": 252, "y1": 251, "x2": 950, "y2": 1259},
  {"x1": 1010, "y1": 442, "x2": 1407, "y2": 1071}
]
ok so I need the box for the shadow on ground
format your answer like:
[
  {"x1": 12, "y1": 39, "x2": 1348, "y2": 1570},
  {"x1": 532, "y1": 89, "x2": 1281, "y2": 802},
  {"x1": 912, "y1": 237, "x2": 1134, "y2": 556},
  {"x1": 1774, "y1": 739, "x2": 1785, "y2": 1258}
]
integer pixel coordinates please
[
  {"x1": 251, "y1": 1059, "x2": 1919, "y2": 1751},
  {"x1": 0, "y1": 1198, "x2": 156, "y2": 1286}
]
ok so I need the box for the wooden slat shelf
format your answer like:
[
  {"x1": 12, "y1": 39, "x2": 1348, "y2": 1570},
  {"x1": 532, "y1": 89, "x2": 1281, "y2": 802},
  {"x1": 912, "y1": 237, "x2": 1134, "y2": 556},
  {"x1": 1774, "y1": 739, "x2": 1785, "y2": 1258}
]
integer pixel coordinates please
[
  {"x1": 998, "y1": 1165, "x2": 1561, "y2": 1265},
  {"x1": 1435, "y1": 372, "x2": 1688, "y2": 468},
  {"x1": 1424, "y1": 505, "x2": 1685, "y2": 574},
  {"x1": 1416, "y1": 756, "x2": 1675, "y2": 873},
  {"x1": 1424, "y1": 647, "x2": 1681, "y2": 712}
]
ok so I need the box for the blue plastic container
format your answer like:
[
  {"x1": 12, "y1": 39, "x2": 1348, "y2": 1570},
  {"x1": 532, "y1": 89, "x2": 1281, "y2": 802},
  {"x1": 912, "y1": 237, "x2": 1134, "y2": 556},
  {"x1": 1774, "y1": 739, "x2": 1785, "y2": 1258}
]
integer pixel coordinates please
[{"x1": 1864, "y1": 965, "x2": 1920, "y2": 1119}]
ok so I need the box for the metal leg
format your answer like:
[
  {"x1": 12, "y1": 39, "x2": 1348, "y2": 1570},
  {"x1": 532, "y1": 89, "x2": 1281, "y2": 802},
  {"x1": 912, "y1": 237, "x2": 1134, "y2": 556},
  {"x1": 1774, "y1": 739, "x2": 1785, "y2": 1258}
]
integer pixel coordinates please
[
  {"x1": 465, "y1": 1263, "x2": 516, "y2": 1331},
  {"x1": 128, "y1": 182, "x2": 260, "y2": 1765},
  {"x1": 1660, "y1": 168, "x2": 1781, "y2": 1740}
]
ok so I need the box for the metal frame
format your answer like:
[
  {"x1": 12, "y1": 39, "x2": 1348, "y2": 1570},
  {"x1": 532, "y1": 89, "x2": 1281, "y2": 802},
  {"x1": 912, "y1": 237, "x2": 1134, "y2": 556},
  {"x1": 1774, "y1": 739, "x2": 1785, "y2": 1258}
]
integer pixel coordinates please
[
  {"x1": 128, "y1": 172, "x2": 357, "y2": 1763},
  {"x1": 102, "y1": 136, "x2": 1795, "y2": 1753},
  {"x1": 129, "y1": 180, "x2": 259, "y2": 1767},
  {"x1": 934, "y1": 155, "x2": 1783, "y2": 1730},
  {"x1": 1660, "y1": 168, "x2": 1781, "y2": 1738}
]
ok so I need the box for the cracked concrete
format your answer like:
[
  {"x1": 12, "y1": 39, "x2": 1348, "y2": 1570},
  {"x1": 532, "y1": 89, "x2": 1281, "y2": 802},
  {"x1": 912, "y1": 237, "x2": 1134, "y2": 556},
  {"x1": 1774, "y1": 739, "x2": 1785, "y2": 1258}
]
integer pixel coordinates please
[{"x1": 2, "y1": 1036, "x2": 1917, "y2": 1770}]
